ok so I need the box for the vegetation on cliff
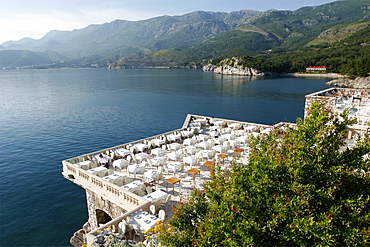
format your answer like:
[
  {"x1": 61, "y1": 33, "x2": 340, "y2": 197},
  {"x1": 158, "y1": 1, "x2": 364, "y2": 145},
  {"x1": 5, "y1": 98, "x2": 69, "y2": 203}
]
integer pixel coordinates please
[{"x1": 158, "y1": 103, "x2": 370, "y2": 246}]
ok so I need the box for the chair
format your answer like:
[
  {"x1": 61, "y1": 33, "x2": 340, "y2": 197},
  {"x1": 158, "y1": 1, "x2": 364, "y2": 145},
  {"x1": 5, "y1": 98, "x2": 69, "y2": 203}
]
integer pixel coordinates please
[
  {"x1": 132, "y1": 189, "x2": 146, "y2": 197},
  {"x1": 114, "y1": 177, "x2": 124, "y2": 187},
  {"x1": 158, "y1": 209, "x2": 166, "y2": 221},
  {"x1": 163, "y1": 164, "x2": 169, "y2": 174},
  {"x1": 153, "y1": 173, "x2": 163, "y2": 184},
  {"x1": 123, "y1": 176, "x2": 132, "y2": 184},
  {"x1": 149, "y1": 204, "x2": 156, "y2": 215},
  {"x1": 132, "y1": 224, "x2": 144, "y2": 242},
  {"x1": 160, "y1": 194, "x2": 172, "y2": 211},
  {"x1": 117, "y1": 221, "x2": 126, "y2": 239},
  {"x1": 146, "y1": 186, "x2": 153, "y2": 194}
]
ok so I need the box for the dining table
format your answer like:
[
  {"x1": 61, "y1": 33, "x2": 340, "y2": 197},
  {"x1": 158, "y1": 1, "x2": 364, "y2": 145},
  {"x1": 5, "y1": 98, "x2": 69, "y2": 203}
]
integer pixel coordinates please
[
  {"x1": 184, "y1": 146, "x2": 197, "y2": 155},
  {"x1": 200, "y1": 149, "x2": 215, "y2": 159},
  {"x1": 168, "y1": 143, "x2": 181, "y2": 150},
  {"x1": 143, "y1": 170, "x2": 160, "y2": 183},
  {"x1": 167, "y1": 151, "x2": 181, "y2": 161},
  {"x1": 114, "y1": 148, "x2": 133, "y2": 158},
  {"x1": 183, "y1": 138, "x2": 196, "y2": 146},
  {"x1": 93, "y1": 153, "x2": 112, "y2": 165},
  {"x1": 135, "y1": 153, "x2": 149, "y2": 162},
  {"x1": 129, "y1": 210, "x2": 160, "y2": 231},
  {"x1": 133, "y1": 143, "x2": 149, "y2": 152},
  {"x1": 87, "y1": 166, "x2": 108, "y2": 177},
  {"x1": 127, "y1": 164, "x2": 144, "y2": 177},
  {"x1": 149, "y1": 157, "x2": 165, "y2": 168},
  {"x1": 74, "y1": 160, "x2": 93, "y2": 170},
  {"x1": 197, "y1": 141, "x2": 210, "y2": 149},
  {"x1": 183, "y1": 156, "x2": 198, "y2": 166},
  {"x1": 166, "y1": 134, "x2": 181, "y2": 142},
  {"x1": 166, "y1": 162, "x2": 183, "y2": 173},
  {"x1": 150, "y1": 148, "x2": 165, "y2": 157},
  {"x1": 121, "y1": 180, "x2": 144, "y2": 192},
  {"x1": 151, "y1": 138, "x2": 165, "y2": 147},
  {"x1": 142, "y1": 190, "x2": 169, "y2": 202},
  {"x1": 102, "y1": 173, "x2": 125, "y2": 186},
  {"x1": 112, "y1": 159, "x2": 129, "y2": 169}
]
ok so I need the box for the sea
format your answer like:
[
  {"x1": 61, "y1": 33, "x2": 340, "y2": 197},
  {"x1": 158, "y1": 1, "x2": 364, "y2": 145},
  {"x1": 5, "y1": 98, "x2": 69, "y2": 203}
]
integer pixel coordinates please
[{"x1": 0, "y1": 68, "x2": 331, "y2": 246}]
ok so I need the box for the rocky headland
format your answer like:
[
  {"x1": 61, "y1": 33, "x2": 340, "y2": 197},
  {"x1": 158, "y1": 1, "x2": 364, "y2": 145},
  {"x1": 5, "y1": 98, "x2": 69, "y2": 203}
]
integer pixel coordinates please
[
  {"x1": 203, "y1": 57, "x2": 268, "y2": 76},
  {"x1": 326, "y1": 77, "x2": 370, "y2": 89}
]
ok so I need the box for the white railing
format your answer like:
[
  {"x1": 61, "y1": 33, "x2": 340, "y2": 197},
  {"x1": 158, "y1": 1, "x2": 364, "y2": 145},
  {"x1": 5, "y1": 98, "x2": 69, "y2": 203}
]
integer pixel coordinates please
[{"x1": 62, "y1": 161, "x2": 149, "y2": 210}]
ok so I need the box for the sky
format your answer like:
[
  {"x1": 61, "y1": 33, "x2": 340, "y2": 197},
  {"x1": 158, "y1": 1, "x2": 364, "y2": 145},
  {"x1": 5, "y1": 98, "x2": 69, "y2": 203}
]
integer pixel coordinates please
[{"x1": 0, "y1": 0, "x2": 336, "y2": 45}]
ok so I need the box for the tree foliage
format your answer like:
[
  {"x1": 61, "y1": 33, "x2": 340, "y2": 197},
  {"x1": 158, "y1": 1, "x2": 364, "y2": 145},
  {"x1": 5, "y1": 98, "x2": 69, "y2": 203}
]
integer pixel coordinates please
[{"x1": 158, "y1": 103, "x2": 370, "y2": 246}]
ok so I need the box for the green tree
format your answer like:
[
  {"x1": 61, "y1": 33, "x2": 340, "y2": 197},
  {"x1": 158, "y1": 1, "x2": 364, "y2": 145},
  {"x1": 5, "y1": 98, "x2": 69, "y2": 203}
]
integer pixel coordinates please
[{"x1": 158, "y1": 103, "x2": 370, "y2": 246}]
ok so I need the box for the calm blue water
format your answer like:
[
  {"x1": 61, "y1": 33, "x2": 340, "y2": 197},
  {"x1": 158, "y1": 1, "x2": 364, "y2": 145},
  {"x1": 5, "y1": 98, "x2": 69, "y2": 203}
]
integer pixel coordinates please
[{"x1": 0, "y1": 68, "x2": 331, "y2": 246}]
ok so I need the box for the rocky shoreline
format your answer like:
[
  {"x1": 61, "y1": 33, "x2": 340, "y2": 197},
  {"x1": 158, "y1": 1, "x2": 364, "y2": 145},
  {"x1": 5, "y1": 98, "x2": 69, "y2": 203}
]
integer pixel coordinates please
[{"x1": 326, "y1": 76, "x2": 370, "y2": 89}]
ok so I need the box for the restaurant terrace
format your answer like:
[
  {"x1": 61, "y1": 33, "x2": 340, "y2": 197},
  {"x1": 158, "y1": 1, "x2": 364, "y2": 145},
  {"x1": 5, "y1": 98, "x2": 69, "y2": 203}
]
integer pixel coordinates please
[{"x1": 62, "y1": 87, "x2": 370, "y2": 246}]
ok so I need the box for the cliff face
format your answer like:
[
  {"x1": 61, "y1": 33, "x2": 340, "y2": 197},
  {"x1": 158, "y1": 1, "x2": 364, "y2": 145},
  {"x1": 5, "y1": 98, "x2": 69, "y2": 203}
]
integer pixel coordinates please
[
  {"x1": 326, "y1": 77, "x2": 370, "y2": 89},
  {"x1": 203, "y1": 57, "x2": 266, "y2": 76}
]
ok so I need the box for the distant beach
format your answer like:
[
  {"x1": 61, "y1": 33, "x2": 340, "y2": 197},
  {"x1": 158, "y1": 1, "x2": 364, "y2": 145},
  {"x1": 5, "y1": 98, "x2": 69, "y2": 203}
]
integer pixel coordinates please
[{"x1": 287, "y1": 72, "x2": 345, "y2": 78}]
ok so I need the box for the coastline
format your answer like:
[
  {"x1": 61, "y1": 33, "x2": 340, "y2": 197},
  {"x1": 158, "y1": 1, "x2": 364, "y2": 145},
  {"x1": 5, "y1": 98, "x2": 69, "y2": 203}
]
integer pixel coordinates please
[{"x1": 285, "y1": 72, "x2": 345, "y2": 78}]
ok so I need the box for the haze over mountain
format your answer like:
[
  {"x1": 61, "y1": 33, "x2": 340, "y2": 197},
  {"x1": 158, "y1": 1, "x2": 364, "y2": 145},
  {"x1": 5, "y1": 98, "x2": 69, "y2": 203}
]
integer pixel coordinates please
[{"x1": 1, "y1": 0, "x2": 369, "y2": 68}]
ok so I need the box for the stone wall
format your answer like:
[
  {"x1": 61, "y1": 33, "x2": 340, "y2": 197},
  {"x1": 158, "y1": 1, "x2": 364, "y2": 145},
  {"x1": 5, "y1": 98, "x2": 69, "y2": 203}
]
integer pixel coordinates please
[
  {"x1": 85, "y1": 189, "x2": 127, "y2": 228},
  {"x1": 70, "y1": 189, "x2": 127, "y2": 247}
]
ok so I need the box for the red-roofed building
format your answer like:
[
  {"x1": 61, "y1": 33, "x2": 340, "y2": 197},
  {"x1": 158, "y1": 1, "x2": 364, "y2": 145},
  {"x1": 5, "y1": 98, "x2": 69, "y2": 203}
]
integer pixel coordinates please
[{"x1": 306, "y1": 66, "x2": 328, "y2": 72}]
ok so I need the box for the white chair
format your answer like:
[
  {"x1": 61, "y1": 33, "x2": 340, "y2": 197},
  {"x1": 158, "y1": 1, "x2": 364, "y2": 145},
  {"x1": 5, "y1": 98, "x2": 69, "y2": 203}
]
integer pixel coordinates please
[
  {"x1": 146, "y1": 186, "x2": 153, "y2": 194},
  {"x1": 158, "y1": 209, "x2": 166, "y2": 221},
  {"x1": 149, "y1": 204, "x2": 156, "y2": 215},
  {"x1": 117, "y1": 221, "x2": 126, "y2": 239},
  {"x1": 153, "y1": 173, "x2": 163, "y2": 184}
]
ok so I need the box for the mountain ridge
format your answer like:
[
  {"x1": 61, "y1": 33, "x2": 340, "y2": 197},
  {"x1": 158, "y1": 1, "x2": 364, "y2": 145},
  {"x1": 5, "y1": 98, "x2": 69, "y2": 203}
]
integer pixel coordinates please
[{"x1": 1, "y1": 0, "x2": 369, "y2": 69}]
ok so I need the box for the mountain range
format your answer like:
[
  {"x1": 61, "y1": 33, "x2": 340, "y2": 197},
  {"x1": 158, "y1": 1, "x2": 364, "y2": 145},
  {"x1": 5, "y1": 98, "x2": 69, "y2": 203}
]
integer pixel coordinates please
[{"x1": 1, "y1": 0, "x2": 369, "y2": 69}]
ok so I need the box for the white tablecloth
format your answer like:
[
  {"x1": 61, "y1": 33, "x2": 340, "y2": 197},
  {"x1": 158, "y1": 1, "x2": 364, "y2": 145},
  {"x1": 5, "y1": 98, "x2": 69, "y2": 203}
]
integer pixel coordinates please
[
  {"x1": 121, "y1": 180, "x2": 143, "y2": 192},
  {"x1": 93, "y1": 153, "x2": 112, "y2": 164},
  {"x1": 197, "y1": 141, "x2": 210, "y2": 149},
  {"x1": 143, "y1": 170, "x2": 159, "y2": 182},
  {"x1": 168, "y1": 143, "x2": 181, "y2": 150},
  {"x1": 151, "y1": 148, "x2": 165, "y2": 157},
  {"x1": 142, "y1": 190, "x2": 168, "y2": 202},
  {"x1": 184, "y1": 146, "x2": 197, "y2": 155},
  {"x1": 223, "y1": 134, "x2": 235, "y2": 140},
  {"x1": 135, "y1": 153, "x2": 149, "y2": 162},
  {"x1": 229, "y1": 123, "x2": 241, "y2": 129},
  {"x1": 102, "y1": 173, "x2": 124, "y2": 185},
  {"x1": 183, "y1": 156, "x2": 198, "y2": 166},
  {"x1": 127, "y1": 164, "x2": 144, "y2": 175},
  {"x1": 112, "y1": 159, "x2": 129, "y2": 169},
  {"x1": 167, "y1": 151, "x2": 181, "y2": 161},
  {"x1": 133, "y1": 143, "x2": 148, "y2": 152},
  {"x1": 197, "y1": 134, "x2": 209, "y2": 141},
  {"x1": 183, "y1": 138, "x2": 196, "y2": 146},
  {"x1": 167, "y1": 162, "x2": 182, "y2": 173},
  {"x1": 149, "y1": 157, "x2": 165, "y2": 167},
  {"x1": 114, "y1": 148, "x2": 133, "y2": 157},
  {"x1": 75, "y1": 160, "x2": 92, "y2": 170},
  {"x1": 200, "y1": 150, "x2": 215, "y2": 159},
  {"x1": 151, "y1": 138, "x2": 165, "y2": 146},
  {"x1": 166, "y1": 134, "x2": 180, "y2": 142},
  {"x1": 130, "y1": 210, "x2": 160, "y2": 231},
  {"x1": 179, "y1": 130, "x2": 193, "y2": 138},
  {"x1": 87, "y1": 166, "x2": 108, "y2": 177}
]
